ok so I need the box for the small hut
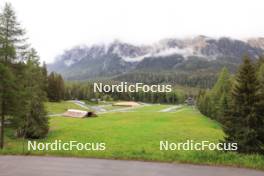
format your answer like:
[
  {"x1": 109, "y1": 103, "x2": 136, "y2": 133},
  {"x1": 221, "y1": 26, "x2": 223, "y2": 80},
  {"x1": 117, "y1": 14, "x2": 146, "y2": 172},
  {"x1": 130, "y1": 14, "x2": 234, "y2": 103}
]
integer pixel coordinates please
[
  {"x1": 112, "y1": 101, "x2": 141, "y2": 107},
  {"x1": 63, "y1": 109, "x2": 97, "y2": 118},
  {"x1": 184, "y1": 97, "x2": 195, "y2": 106}
]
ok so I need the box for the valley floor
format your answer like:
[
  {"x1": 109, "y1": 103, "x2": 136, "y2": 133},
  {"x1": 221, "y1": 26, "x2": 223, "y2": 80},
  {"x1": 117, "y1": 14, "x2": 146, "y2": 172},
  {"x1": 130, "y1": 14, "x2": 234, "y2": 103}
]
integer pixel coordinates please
[{"x1": 1, "y1": 101, "x2": 264, "y2": 170}]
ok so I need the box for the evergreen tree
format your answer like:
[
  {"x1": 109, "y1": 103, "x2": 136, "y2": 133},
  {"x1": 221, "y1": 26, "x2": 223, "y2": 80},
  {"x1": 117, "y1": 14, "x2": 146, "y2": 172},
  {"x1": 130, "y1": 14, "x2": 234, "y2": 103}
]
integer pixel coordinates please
[
  {"x1": 47, "y1": 72, "x2": 65, "y2": 102},
  {"x1": 0, "y1": 3, "x2": 27, "y2": 63},
  {"x1": 210, "y1": 67, "x2": 232, "y2": 121},
  {"x1": 42, "y1": 61, "x2": 48, "y2": 94},
  {"x1": 196, "y1": 68, "x2": 232, "y2": 121},
  {"x1": 224, "y1": 56, "x2": 264, "y2": 154},
  {"x1": 13, "y1": 49, "x2": 49, "y2": 138},
  {"x1": 256, "y1": 56, "x2": 264, "y2": 70},
  {"x1": 57, "y1": 74, "x2": 65, "y2": 100},
  {"x1": 0, "y1": 2, "x2": 27, "y2": 148},
  {"x1": 258, "y1": 64, "x2": 264, "y2": 96},
  {"x1": 257, "y1": 63, "x2": 264, "y2": 144},
  {"x1": 0, "y1": 63, "x2": 15, "y2": 148},
  {"x1": 0, "y1": 3, "x2": 49, "y2": 148},
  {"x1": 218, "y1": 92, "x2": 230, "y2": 123}
]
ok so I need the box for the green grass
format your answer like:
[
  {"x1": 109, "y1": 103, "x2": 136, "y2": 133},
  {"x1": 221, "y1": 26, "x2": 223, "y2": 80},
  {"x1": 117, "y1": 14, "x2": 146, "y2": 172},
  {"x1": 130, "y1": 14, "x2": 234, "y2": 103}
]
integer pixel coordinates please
[
  {"x1": 1, "y1": 105, "x2": 264, "y2": 170},
  {"x1": 45, "y1": 101, "x2": 88, "y2": 114},
  {"x1": 133, "y1": 104, "x2": 173, "y2": 112}
]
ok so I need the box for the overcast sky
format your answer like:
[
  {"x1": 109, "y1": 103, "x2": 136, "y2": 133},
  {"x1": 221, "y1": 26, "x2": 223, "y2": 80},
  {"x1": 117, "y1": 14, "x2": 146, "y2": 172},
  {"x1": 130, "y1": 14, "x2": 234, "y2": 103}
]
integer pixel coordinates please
[{"x1": 1, "y1": 0, "x2": 264, "y2": 63}]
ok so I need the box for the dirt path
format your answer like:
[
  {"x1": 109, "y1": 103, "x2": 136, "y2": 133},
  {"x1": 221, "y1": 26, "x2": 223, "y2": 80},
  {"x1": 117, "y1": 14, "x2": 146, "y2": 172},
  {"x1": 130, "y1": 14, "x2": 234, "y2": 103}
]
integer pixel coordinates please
[{"x1": 0, "y1": 156, "x2": 263, "y2": 176}]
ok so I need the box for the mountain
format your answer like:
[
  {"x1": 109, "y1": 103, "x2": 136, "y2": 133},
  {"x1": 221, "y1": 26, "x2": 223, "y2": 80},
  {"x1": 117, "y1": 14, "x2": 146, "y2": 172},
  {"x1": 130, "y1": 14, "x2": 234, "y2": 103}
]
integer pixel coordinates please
[
  {"x1": 247, "y1": 37, "x2": 264, "y2": 49},
  {"x1": 48, "y1": 36, "x2": 264, "y2": 82}
]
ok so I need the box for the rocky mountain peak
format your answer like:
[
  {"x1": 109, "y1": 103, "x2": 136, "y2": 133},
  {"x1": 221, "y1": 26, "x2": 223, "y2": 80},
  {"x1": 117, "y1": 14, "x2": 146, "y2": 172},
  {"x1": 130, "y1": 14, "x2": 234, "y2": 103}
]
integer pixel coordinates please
[{"x1": 48, "y1": 36, "x2": 264, "y2": 80}]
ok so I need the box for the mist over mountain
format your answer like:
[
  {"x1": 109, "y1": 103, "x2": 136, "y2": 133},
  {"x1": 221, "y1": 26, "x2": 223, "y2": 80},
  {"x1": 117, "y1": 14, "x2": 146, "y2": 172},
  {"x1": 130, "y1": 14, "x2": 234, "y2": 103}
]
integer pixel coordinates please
[{"x1": 48, "y1": 36, "x2": 264, "y2": 83}]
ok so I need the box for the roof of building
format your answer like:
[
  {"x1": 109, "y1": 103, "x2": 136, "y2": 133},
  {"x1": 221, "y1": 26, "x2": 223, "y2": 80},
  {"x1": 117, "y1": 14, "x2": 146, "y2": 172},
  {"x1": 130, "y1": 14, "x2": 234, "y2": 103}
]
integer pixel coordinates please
[
  {"x1": 63, "y1": 109, "x2": 88, "y2": 118},
  {"x1": 112, "y1": 101, "x2": 141, "y2": 107}
]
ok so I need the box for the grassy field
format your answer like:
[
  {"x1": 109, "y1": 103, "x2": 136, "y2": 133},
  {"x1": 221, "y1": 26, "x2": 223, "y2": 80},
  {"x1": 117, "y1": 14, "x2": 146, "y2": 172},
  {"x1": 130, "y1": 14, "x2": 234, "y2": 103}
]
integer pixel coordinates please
[
  {"x1": 45, "y1": 101, "x2": 88, "y2": 114},
  {"x1": 1, "y1": 102, "x2": 264, "y2": 170}
]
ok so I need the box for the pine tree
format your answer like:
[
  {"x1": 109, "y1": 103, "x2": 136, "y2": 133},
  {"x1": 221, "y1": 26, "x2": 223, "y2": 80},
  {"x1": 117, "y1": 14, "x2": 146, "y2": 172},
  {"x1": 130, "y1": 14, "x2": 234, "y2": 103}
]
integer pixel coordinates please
[
  {"x1": 218, "y1": 92, "x2": 230, "y2": 123},
  {"x1": 47, "y1": 72, "x2": 65, "y2": 102},
  {"x1": 0, "y1": 3, "x2": 27, "y2": 63},
  {"x1": 257, "y1": 56, "x2": 264, "y2": 70},
  {"x1": 258, "y1": 64, "x2": 264, "y2": 93},
  {"x1": 257, "y1": 63, "x2": 264, "y2": 144},
  {"x1": 57, "y1": 74, "x2": 65, "y2": 100},
  {"x1": 196, "y1": 68, "x2": 232, "y2": 121},
  {"x1": 224, "y1": 56, "x2": 264, "y2": 154},
  {"x1": 42, "y1": 62, "x2": 48, "y2": 94},
  {"x1": 210, "y1": 67, "x2": 232, "y2": 121},
  {"x1": 0, "y1": 3, "x2": 27, "y2": 149},
  {"x1": 13, "y1": 49, "x2": 49, "y2": 138},
  {"x1": 0, "y1": 63, "x2": 15, "y2": 148}
]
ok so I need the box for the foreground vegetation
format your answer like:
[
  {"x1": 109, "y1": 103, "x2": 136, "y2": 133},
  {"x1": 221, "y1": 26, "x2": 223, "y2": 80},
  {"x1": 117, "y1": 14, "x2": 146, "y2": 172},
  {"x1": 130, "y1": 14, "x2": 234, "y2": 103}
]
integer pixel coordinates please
[
  {"x1": 197, "y1": 57, "x2": 264, "y2": 154},
  {"x1": 0, "y1": 3, "x2": 49, "y2": 147},
  {"x1": 1, "y1": 104, "x2": 264, "y2": 170}
]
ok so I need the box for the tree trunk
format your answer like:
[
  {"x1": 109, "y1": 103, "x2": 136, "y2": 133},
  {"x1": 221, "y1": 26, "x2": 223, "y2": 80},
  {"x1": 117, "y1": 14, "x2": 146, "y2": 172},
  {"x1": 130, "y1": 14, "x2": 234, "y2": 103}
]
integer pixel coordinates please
[
  {"x1": 1, "y1": 46, "x2": 8, "y2": 149},
  {"x1": 0, "y1": 100, "x2": 5, "y2": 149}
]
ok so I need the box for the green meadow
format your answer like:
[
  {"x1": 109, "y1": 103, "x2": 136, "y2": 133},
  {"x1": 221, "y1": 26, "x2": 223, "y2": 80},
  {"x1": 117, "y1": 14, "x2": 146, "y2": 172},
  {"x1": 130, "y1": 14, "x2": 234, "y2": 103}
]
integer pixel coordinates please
[
  {"x1": 1, "y1": 102, "x2": 264, "y2": 170},
  {"x1": 45, "y1": 101, "x2": 88, "y2": 114}
]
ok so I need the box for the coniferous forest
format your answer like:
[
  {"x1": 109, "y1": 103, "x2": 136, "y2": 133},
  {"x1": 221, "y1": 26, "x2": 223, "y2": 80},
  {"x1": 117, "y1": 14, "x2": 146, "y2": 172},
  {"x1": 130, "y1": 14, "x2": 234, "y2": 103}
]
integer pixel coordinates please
[
  {"x1": 0, "y1": 3, "x2": 49, "y2": 148},
  {"x1": 197, "y1": 56, "x2": 264, "y2": 154}
]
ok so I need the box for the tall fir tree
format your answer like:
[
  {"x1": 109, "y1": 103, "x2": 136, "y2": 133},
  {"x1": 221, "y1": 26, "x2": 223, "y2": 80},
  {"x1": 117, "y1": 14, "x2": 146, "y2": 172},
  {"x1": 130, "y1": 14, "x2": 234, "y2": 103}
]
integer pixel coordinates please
[
  {"x1": 0, "y1": 63, "x2": 15, "y2": 148},
  {"x1": 257, "y1": 63, "x2": 264, "y2": 144},
  {"x1": 0, "y1": 2, "x2": 27, "y2": 148},
  {"x1": 42, "y1": 61, "x2": 48, "y2": 94},
  {"x1": 196, "y1": 68, "x2": 232, "y2": 121},
  {"x1": 210, "y1": 67, "x2": 232, "y2": 121},
  {"x1": 0, "y1": 3, "x2": 27, "y2": 63},
  {"x1": 0, "y1": 3, "x2": 49, "y2": 148},
  {"x1": 224, "y1": 55, "x2": 264, "y2": 154},
  {"x1": 13, "y1": 48, "x2": 49, "y2": 138},
  {"x1": 258, "y1": 64, "x2": 264, "y2": 97},
  {"x1": 47, "y1": 72, "x2": 65, "y2": 102}
]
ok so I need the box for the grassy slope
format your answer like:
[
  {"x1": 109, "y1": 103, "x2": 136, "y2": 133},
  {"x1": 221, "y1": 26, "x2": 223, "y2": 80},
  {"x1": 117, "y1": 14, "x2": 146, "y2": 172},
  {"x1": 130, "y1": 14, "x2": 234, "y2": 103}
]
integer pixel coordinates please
[
  {"x1": 45, "y1": 101, "x2": 88, "y2": 114},
  {"x1": 1, "y1": 104, "x2": 264, "y2": 170}
]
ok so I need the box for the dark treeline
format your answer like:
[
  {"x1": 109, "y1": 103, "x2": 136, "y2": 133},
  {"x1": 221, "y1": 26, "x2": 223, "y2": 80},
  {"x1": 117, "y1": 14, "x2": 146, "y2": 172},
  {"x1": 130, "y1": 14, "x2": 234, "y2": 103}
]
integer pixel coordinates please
[
  {"x1": 0, "y1": 3, "x2": 49, "y2": 149},
  {"x1": 44, "y1": 70, "x2": 188, "y2": 105},
  {"x1": 63, "y1": 81, "x2": 186, "y2": 104},
  {"x1": 47, "y1": 72, "x2": 65, "y2": 102},
  {"x1": 197, "y1": 55, "x2": 264, "y2": 154},
  {"x1": 114, "y1": 71, "x2": 217, "y2": 89},
  {"x1": 108, "y1": 91, "x2": 184, "y2": 104}
]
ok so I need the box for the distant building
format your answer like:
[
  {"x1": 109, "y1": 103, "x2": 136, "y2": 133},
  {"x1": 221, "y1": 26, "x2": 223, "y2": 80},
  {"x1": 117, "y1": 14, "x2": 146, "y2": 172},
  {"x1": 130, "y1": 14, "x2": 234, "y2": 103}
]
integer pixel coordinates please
[
  {"x1": 90, "y1": 98, "x2": 101, "y2": 102},
  {"x1": 184, "y1": 97, "x2": 195, "y2": 106},
  {"x1": 63, "y1": 109, "x2": 97, "y2": 118},
  {"x1": 112, "y1": 101, "x2": 141, "y2": 107}
]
